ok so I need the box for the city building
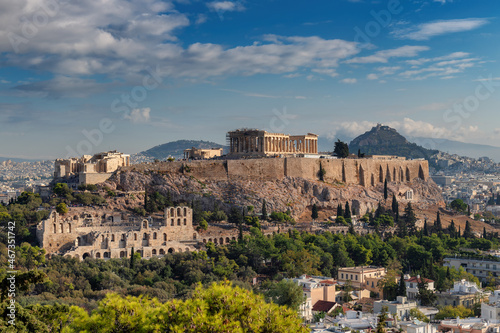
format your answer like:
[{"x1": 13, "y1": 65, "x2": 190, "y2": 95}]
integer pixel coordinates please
[
  {"x1": 481, "y1": 290, "x2": 500, "y2": 322},
  {"x1": 373, "y1": 296, "x2": 417, "y2": 321},
  {"x1": 183, "y1": 147, "x2": 223, "y2": 160},
  {"x1": 54, "y1": 151, "x2": 130, "y2": 186},
  {"x1": 227, "y1": 129, "x2": 318, "y2": 157},
  {"x1": 400, "y1": 321, "x2": 437, "y2": 333},
  {"x1": 290, "y1": 274, "x2": 337, "y2": 322},
  {"x1": 405, "y1": 275, "x2": 435, "y2": 300},
  {"x1": 444, "y1": 257, "x2": 500, "y2": 283},
  {"x1": 337, "y1": 266, "x2": 386, "y2": 289},
  {"x1": 435, "y1": 279, "x2": 484, "y2": 308}
]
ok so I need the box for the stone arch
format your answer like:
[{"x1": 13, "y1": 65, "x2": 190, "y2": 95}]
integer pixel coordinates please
[
  {"x1": 103, "y1": 252, "x2": 110, "y2": 258},
  {"x1": 183, "y1": 218, "x2": 187, "y2": 225},
  {"x1": 184, "y1": 207, "x2": 187, "y2": 216},
  {"x1": 159, "y1": 249, "x2": 165, "y2": 255},
  {"x1": 95, "y1": 252, "x2": 101, "y2": 258},
  {"x1": 134, "y1": 233, "x2": 137, "y2": 240},
  {"x1": 83, "y1": 253, "x2": 90, "y2": 260},
  {"x1": 185, "y1": 247, "x2": 190, "y2": 252},
  {"x1": 170, "y1": 219, "x2": 174, "y2": 226},
  {"x1": 232, "y1": 237, "x2": 236, "y2": 241},
  {"x1": 177, "y1": 218, "x2": 181, "y2": 226},
  {"x1": 219, "y1": 237, "x2": 224, "y2": 244},
  {"x1": 406, "y1": 167, "x2": 411, "y2": 181},
  {"x1": 178, "y1": 248, "x2": 182, "y2": 252},
  {"x1": 60, "y1": 223, "x2": 64, "y2": 233},
  {"x1": 53, "y1": 224, "x2": 56, "y2": 233},
  {"x1": 170, "y1": 208, "x2": 175, "y2": 216},
  {"x1": 143, "y1": 221, "x2": 147, "y2": 228},
  {"x1": 371, "y1": 174, "x2": 375, "y2": 187},
  {"x1": 209, "y1": 238, "x2": 212, "y2": 242},
  {"x1": 193, "y1": 233, "x2": 197, "y2": 240},
  {"x1": 214, "y1": 238, "x2": 218, "y2": 244},
  {"x1": 177, "y1": 207, "x2": 181, "y2": 216},
  {"x1": 226, "y1": 237, "x2": 230, "y2": 243},
  {"x1": 400, "y1": 167, "x2": 404, "y2": 182},
  {"x1": 393, "y1": 167, "x2": 396, "y2": 182},
  {"x1": 74, "y1": 254, "x2": 80, "y2": 260},
  {"x1": 120, "y1": 251, "x2": 126, "y2": 258},
  {"x1": 168, "y1": 248, "x2": 175, "y2": 253},
  {"x1": 359, "y1": 165, "x2": 365, "y2": 186},
  {"x1": 68, "y1": 223, "x2": 72, "y2": 233},
  {"x1": 203, "y1": 239, "x2": 207, "y2": 244},
  {"x1": 152, "y1": 249, "x2": 157, "y2": 255},
  {"x1": 153, "y1": 232, "x2": 157, "y2": 240},
  {"x1": 111, "y1": 234, "x2": 115, "y2": 242},
  {"x1": 419, "y1": 165, "x2": 425, "y2": 180},
  {"x1": 386, "y1": 165, "x2": 391, "y2": 182},
  {"x1": 163, "y1": 233, "x2": 167, "y2": 241},
  {"x1": 379, "y1": 165, "x2": 384, "y2": 183}
]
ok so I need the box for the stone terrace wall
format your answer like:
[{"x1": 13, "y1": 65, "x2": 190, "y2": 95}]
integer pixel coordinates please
[{"x1": 120, "y1": 158, "x2": 429, "y2": 187}]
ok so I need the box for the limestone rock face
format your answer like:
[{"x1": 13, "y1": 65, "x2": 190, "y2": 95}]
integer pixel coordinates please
[{"x1": 106, "y1": 170, "x2": 443, "y2": 220}]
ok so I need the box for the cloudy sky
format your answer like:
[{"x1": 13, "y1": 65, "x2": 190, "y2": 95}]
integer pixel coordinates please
[{"x1": 1, "y1": 0, "x2": 499, "y2": 159}]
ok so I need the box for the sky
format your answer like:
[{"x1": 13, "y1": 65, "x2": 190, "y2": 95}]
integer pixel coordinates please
[{"x1": 1, "y1": 0, "x2": 500, "y2": 159}]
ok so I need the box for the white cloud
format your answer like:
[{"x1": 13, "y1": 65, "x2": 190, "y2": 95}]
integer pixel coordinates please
[
  {"x1": 125, "y1": 107, "x2": 151, "y2": 123},
  {"x1": 393, "y1": 18, "x2": 489, "y2": 41},
  {"x1": 206, "y1": 1, "x2": 245, "y2": 12},
  {"x1": 367, "y1": 73, "x2": 378, "y2": 80},
  {"x1": 345, "y1": 46, "x2": 429, "y2": 64},
  {"x1": 340, "y1": 78, "x2": 357, "y2": 84}
]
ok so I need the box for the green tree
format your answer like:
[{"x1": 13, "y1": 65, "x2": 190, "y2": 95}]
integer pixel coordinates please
[
  {"x1": 434, "y1": 211, "x2": 442, "y2": 232},
  {"x1": 261, "y1": 199, "x2": 268, "y2": 221},
  {"x1": 435, "y1": 305, "x2": 474, "y2": 320},
  {"x1": 403, "y1": 203, "x2": 417, "y2": 235},
  {"x1": 398, "y1": 272, "x2": 406, "y2": 297},
  {"x1": 344, "y1": 201, "x2": 351, "y2": 220},
  {"x1": 333, "y1": 139, "x2": 349, "y2": 158},
  {"x1": 416, "y1": 279, "x2": 437, "y2": 306},
  {"x1": 376, "y1": 305, "x2": 388, "y2": 333},
  {"x1": 451, "y1": 199, "x2": 467, "y2": 213},
  {"x1": 53, "y1": 183, "x2": 72, "y2": 198},
  {"x1": 423, "y1": 220, "x2": 429, "y2": 236},
  {"x1": 409, "y1": 308, "x2": 430, "y2": 323},
  {"x1": 463, "y1": 220, "x2": 474, "y2": 239},
  {"x1": 263, "y1": 280, "x2": 306, "y2": 311},
  {"x1": 337, "y1": 203, "x2": 343, "y2": 218},
  {"x1": 56, "y1": 202, "x2": 68, "y2": 215},
  {"x1": 343, "y1": 279, "x2": 353, "y2": 303},
  {"x1": 311, "y1": 204, "x2": 319, "y2": 221}
]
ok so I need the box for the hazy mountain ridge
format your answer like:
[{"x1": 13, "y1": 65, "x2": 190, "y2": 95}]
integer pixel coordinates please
[{"x1": 137, "y1": 140, "x2": 227, "y2": 159}]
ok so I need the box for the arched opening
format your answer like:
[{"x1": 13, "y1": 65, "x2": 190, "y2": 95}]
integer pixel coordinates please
[
  {"x1": 232, "y1": 237, "x2": 236, "y2": 241},
  {"x1": 170, "y1": 208, "x2": 174, "y2": 216},
  {"x1": 120, "y1": 251, "x2": 126, "y2": 258},
  {"x1": 101, "y1": 235, "x2": 105, "y2": 242},
  {"x1": 143, "y1": 221, "x2": 147, "y2": 228},
  {"x1": 183, "y1": 218, "x2": 187, "y2": 225},
  {"x1": 406, "y1": 167, "x2": 411, "y2": 182},
  {"x1": 83, "y1": 253, "x2": 90, "y2": 260},
  {"x1": 168, "y1": 248, "x2": 175, "y2": 253},
  {"x1": 184, "y1": 207, "x2": 187, "y2": 216},
  {"x1": 193, "y1": 233, "x2": 197, "y2": 240},
  {"x1": 152, "y1": 249, "x2": 157, "y2": 255},
  {"x1": 208, "y1": 238, "x2": 212, "y2": 243},
  {"x1": 419, "y1": 165, "x2": 425, "y2": 180},
  {"x1": 95, "y1": 252, "x2": 101, "y2": 258},
  {"x1": 400, "y1": 167, "x2": 404, "y2": 182},
  {"x1": 185, "y1": 247, "x2": 190, "y2": 252},
  {"x1": 386, "y1": 165, "x2": 391, "y2": 182},
  {"x1": 159, "y1": 249, "x2": 165, "y2": 255},
  {"x1": 134, "y1": 233, "x2": 137, "y2": 241},
  {"x1": 171, "y1": 219, "x2": 174, "y2": 226},
  {"x1": 177, "y1": 218, "x2": 181, "y2": 226},
  {"x1": 226, "y1": 237, "x2": 230, "y2": 243},
  {"x1": 214, "y1": 238, "x2": 218, "y2": 244},
  {"x1": 393, "y1": 168, "x2": 396, "y2": 182},
  {"x1": 178, "y1": 248, "x2": 182, "y2": 253},
  {"x1": 163, "y1": 233, "x2": 167, "y2": 241},
  {"x1": 203, "y1": 239, "x2": 207, "y2": 244},
  {"x1": 103, "y1": 252, "x2": 110, "y2": 258},
  {"x1": 153, "y1": 232, "x2": 157, "y2": 240},
  {"x1": 371, "y1": 174, "x2": 375, "y2": 187},
  {"x1": 60, "y1": 223, "x2": 64, "y2": 233},
  {"x1": 68, "y1": 223, "x2": 72, "y2": 233},
  {"x1": 219, "y1": 237, "x2": 224, "y2": 244},
  {"x1": 379, "y1": 165, "x2": 384, "y2": 183},
  {"x1": 53, "y1": 224, "x2": 56, "y2": 233},
  {"x1": 177, "y1": 207, "x2": 181, "y2": 216},
  {"x1": 111, "y1": 234, "x2": 115, "y2": 242},
  {"x1": 359, "y1": 166, "x2": 365, "y2": 186}
]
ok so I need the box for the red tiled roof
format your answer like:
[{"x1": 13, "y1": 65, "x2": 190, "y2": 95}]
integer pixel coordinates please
[
  {"x1": 312, "y1": 300, "x2": 337, "y2": 312},
  {"x1": 319, "y1": 280, "x2": 336, "y2": 285},
  {"x1": 405, "y1": 276, "x2": 434, "y2": 283}
]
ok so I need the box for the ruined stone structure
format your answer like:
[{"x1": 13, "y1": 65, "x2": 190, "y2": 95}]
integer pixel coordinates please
[
  {"x1": 183, "y1": 147, "x2": 223, "y2": 160},
  {"x1": 54, "y1": 151, "x2": 130, "y2": 186},
  {"x1": 227, "y1": 129, "x2": 318, "y2": 157},
  {"x1": 121, "y1": 157, "x2": 429, "y2": 187},
  {"x1": 36, "y1": 206, "x2": 199, "y2": 260}
]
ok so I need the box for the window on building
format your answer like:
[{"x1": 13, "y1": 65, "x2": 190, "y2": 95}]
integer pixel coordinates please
[{"x1": 111, "y1": 234, "x2": 115, "y2": 242}]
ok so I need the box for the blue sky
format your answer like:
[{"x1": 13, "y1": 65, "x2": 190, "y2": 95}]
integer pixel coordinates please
[{"x1": 1, "y1": 0, "x2": 499, "y2": 159}]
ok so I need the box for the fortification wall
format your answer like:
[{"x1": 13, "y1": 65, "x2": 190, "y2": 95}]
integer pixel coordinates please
[
  {"x1": 120, "y1": 157, "x2": 429, "y2": 186},
  {"x1": 79, "y1": 172, "x2": 114, "y2": 185}
]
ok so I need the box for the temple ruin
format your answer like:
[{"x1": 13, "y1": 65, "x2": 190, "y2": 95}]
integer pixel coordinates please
[{"x1": 227, "y1": 129, "x2": 318, "y2": 157}]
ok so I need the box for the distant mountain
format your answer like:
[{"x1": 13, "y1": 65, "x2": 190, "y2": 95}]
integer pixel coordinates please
[
  {"x1": 138, "y1": 140, "x2": 227, "y2": 159},
  {"x1": 412, "y1": 137, "x2": 500, "y2": 163},
  {"x1": 0, "y1": 156, "x2": 43, "y2": 163},
  {"x1": 349, "y1": 124, "x2": 438, "y2": 160}
]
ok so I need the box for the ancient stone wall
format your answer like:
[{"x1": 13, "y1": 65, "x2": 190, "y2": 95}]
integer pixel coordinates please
[
  {"x1": 121, "y1": 157, "x2": 428, "y2": 187},
  {"x1": 79, "y1": 172, "x2": 114, "y2": 185}
]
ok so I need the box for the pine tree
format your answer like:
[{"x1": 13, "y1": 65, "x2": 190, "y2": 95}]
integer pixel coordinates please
[
  {"x1": 344, "y1": 201, "x2": 351, "y2": 219},
  {"x1": 261, "y1": 199, "x2": 268, "y2": 221},
  {"x1": 311, "y1": 204, "x2": 319, "y2": 221},
  {"x1": 398, "y1": 272, "x2": 406, "y2": 297},
  {"x1": 384, "y1": 178, "x2": 388, "y2": 201}
]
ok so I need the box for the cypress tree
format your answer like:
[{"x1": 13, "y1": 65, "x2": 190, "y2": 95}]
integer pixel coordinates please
[
  {"x1": 423, "y1": 220, "x2": 429, "y2": 236},
  {"x1": 130, "y1": 247, "x2": 136, "y2": 270},
  {"x1": 434, "y1": 211, "x2": 442, "y2": 232},
  {"x1": 261, "y1": 199, "x2": 268, "y2": 220},
  {"x1": 497, "y1": 193, "x2": 500, "y2": 205},
  {"x1": 483, "y1": 227, "x2": 487, "y2": 239},
  {"x1": 458, "y1": 225, "x2": 461, "y2": 238},
  {"x1": 337, "y1": 203, "x2": 344, "y2": 218},
  {"x1": 403, "y1": 203, "x2": 417, "y2": 235},
  {"x1": 448, "y1": 220, "x2": 456, "y2": 238},
  {"x1": 463, "y1": 220, "x2": 474, "y2": 239},
  {"x1": 398, "y1": 272, "x2": 406, "y2": 296},
  {"x1": 391, "y1": 194, "x2": 398, "y2": 213},
  {"x1": 344, "y1": 201, "x2": 351, "y2": 219},
  {"x1": 467, "y1": 205, "x2": 471, "y2": 216},
  {"x1": 311, "y1": 204, "x2": 319, "y2": 220},
  {"x1": 384, "y1": 178, "x2": 388, "y2": 201}
]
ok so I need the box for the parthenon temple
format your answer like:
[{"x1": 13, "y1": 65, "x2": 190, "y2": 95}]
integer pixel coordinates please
[{"x1": 227, "y1": 129, "x2": 318, "y2": 156}]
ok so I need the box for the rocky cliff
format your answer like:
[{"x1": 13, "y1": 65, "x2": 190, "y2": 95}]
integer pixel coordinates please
[{"x1": 105, "y1": 170, "x2": 443, "y2": 220}]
